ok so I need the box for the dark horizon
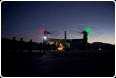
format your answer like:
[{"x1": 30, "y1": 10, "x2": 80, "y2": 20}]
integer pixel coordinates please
[{"x1": 1, "y1": 37, "x2": 115, "y2": 45}]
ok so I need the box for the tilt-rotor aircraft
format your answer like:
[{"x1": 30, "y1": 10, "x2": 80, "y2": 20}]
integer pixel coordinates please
[
  {"x1": 43, "y1": 29, "x2": 88, "y2": 50},
  {"x1": 31, "y1": 24, "x2": 104, "y2": 50}
]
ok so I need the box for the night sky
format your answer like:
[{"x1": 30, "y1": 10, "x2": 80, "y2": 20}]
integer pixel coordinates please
[{"x1": 1, "y1": 1, "x2": 115, "y2": 44}]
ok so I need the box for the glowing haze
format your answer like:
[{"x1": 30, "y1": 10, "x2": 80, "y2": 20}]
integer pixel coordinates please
[{"x1": 1, "y1": 1, "x2": 115, "y2": 44}]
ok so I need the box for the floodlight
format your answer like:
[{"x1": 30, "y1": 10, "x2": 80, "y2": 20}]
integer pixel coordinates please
[{"x1": 44, "y1": 36, "x2": 47, "y2": 40}]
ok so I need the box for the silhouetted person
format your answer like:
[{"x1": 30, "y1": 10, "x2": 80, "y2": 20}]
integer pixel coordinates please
[
  {"x1": 43, "y1": 43, "x2": 46, "y2": 52},
  {"x1": 37, "y1": 43, "x2": 40, "y2": 52},
  {"x1": 53, "y1": 42, "x2": 56, "y2": 51},
  {"x1": 12, "y1": 37, "x2": 16, "y2": 52},
  {"x1": 28, "y1": 40, "x2": 32, "y2": 52},
  {"x1": 20, "y1": 38, "x2": 24, "y2": 52},
  {"x1": 39, "y1": 42, "x2": 43, "y2": 52},
  {"x1": 83, "y1": 31, "x2": 88, "y2": 48},
  {"x1": 47, "y1": 43, "x2": 50, "y2": 52}
]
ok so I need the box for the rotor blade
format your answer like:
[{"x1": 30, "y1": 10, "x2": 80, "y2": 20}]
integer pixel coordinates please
[
  {"x1": 88, "y1": 31, "x2": 105, "y2": 38},
  {"x1": 67, "y1": 29, "x2": 83, "y2": 38},
  {"x1": 68, "y1": 24, "x2": 104, "y2": 39},
  {"x1": 74, "y1": 24, "x2": 89, "y2": 32},
  {"x1": 47, "y1": 29, "x2": 62, "y2": 38}
]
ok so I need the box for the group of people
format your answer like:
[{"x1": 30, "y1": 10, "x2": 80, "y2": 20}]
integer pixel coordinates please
[
  {"x1": 37, "y1": 42, "x2": 50, "y2": 52},
  {"x1": 12, "y1": 37, "x2": 33, "y2": 52},
  {"x1": 12, "y1": 37, "x2": 59, "y2": 52},
  {"x1": 37, "y1": 42, "x2": 59, "y2": 52}
]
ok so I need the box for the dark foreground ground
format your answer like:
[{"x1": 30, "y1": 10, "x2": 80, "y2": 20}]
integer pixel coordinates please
[{"x1": 2, "y1": 50, "x2": 115, "y2": 77}]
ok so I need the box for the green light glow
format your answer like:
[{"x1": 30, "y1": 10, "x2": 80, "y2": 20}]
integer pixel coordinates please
[
  {"x1": 85, "y1": 28, "x2": 90, "y2": 32},
  {"x1": 72, "y1": 24, "x2": 105, "y2": 39}
]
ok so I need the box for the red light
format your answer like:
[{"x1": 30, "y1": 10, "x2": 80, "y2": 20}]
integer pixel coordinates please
[{"x1": 38, "y1": 29, "x2": 45, "y2": 33}]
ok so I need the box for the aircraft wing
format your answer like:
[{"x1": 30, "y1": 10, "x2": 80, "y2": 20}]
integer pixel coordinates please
[
  {"x1": 47, "y1": 38, "x2": 84, "y2": 42},
  {"x1": 66, "y1": 39, "x2": 84, "y2": 42},
  {"x1": 47, "y1": 38, "x2": 65, "y2": 42}
]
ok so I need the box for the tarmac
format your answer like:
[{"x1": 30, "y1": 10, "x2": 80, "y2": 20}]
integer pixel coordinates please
[{"x1": 2, "y1": 50, "x2": 115, "y2": 77}]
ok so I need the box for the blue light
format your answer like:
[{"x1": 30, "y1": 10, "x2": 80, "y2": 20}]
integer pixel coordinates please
[{"x1": 70, "y1": 39, "x2": 72, "y2": 42}]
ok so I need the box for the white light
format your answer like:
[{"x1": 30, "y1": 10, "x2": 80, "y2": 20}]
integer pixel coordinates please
[
  {"x1": 44, "y1": 36, "x2": 47, "y2": 40},
  {"x1": 99, "y1": 48, "x2": 101, "y2": 50}
]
